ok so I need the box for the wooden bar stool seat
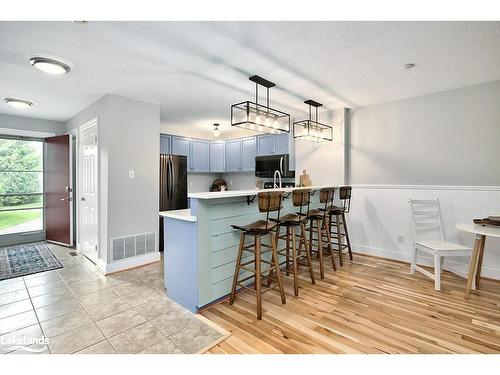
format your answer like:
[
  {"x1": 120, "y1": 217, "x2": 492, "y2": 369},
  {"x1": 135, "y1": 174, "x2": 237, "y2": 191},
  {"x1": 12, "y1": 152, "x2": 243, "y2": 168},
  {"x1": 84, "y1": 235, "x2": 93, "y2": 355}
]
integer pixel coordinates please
[
  {"x1": 307, "y1": 188, "x2": 337, "y2": 279},
  {"x1": 229, "y1": 191, "x2": 286, "y2": 320},
  {"x1": 231, "y1": 220, "x2": 277, "y2": 235},
  {"x1": 268, "y1": 189, "x2": 316, "y2": 296}
]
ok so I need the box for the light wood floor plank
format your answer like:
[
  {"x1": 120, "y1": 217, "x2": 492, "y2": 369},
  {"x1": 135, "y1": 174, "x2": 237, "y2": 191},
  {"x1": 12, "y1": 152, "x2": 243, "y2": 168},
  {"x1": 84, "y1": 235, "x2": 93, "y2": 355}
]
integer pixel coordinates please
[{"x1": 202, "y1": 254, "x2": 500, "y2": 354}]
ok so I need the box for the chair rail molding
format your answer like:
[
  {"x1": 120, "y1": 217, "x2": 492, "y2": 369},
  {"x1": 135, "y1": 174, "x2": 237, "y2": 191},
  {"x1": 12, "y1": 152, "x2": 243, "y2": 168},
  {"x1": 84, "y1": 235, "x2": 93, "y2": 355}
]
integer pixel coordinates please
[{"x1": 347, "y1": 185, "x2": 500, "y2": 280}]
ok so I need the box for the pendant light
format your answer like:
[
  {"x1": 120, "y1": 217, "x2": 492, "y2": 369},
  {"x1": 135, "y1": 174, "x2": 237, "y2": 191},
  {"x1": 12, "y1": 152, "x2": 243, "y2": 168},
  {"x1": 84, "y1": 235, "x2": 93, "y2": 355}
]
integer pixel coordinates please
[
  {"x1": 231, "y1": 75, "x2": 290, "y2": 134},
  {"x1": 213, "y1": 123, "x2": 220, "y2": 138},
  {"x1": 293, "y1": 100, "x2": 333, "y2": 142}
]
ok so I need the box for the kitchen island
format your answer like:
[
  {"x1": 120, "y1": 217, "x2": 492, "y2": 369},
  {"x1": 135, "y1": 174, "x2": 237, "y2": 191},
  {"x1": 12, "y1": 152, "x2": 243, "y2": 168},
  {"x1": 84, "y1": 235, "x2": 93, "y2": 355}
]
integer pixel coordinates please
[{"x1": 160, "y1": 186, "x2": 331, "y2": 312}]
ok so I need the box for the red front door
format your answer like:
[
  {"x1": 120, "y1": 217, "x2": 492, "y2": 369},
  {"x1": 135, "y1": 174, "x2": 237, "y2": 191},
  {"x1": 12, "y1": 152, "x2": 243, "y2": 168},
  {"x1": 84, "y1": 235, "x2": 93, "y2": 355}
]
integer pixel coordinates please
[{"x1": 44, "y1": 134, "x2": 72, "y2": 246}]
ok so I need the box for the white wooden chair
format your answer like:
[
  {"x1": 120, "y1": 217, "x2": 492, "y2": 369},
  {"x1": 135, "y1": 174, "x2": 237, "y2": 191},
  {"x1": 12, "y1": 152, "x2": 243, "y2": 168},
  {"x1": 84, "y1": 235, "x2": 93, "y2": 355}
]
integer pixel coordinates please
[{"x1": 409, "y1": 199, "x2": 473, "y2": 291}]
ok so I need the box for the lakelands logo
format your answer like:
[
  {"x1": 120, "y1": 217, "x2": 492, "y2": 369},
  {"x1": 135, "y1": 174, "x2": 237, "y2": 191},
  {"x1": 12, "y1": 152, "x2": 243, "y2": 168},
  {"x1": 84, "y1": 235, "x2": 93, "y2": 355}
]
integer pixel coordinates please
[{"x1": 1, "y1": 336, "x2": 49, "y2": 353}]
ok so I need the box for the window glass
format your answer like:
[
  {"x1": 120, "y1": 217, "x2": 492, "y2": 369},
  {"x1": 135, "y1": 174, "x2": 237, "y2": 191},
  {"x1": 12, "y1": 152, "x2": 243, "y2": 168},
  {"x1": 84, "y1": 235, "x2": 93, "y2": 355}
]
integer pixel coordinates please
[{"x1": 0, "y1": 138, "x2": 44, "y2": 235}]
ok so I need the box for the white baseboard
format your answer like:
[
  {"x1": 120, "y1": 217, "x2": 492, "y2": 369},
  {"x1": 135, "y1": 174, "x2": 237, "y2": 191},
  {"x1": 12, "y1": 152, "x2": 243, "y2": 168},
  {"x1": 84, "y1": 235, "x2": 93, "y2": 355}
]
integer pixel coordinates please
[
  {"x1": 102, "y1": 252, "x2": 161, "y2": 275},
  {"x1": 352, "y1": 244, "x2": 500, "y2": 281},
  {"x1": 96, "y1": 258, "x2": 107, "y2": 275}
]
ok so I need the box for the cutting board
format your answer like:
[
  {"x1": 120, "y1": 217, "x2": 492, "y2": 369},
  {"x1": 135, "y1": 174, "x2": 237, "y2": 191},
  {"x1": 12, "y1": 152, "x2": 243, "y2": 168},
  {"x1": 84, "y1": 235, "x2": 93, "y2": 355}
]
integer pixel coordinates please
[{"x1": 300, "y1": 170, "x2": 311, "y2": 186}]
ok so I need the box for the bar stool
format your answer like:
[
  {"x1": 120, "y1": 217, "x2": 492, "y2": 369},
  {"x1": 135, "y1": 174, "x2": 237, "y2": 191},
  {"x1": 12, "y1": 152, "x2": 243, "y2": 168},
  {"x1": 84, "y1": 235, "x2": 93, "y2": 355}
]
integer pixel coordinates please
[
  {"x1": 229, "y1": 191, "x2": 286, "y2": 320},
  {"x1": 268, "y1": 189, "x2": 316, "y2": 296},
  {"x1": 327, "y1": 186, "x2": 353, "y2": 265},
  {"x1": 307, "y1": 187, "x2": 337, "y2": 279}
]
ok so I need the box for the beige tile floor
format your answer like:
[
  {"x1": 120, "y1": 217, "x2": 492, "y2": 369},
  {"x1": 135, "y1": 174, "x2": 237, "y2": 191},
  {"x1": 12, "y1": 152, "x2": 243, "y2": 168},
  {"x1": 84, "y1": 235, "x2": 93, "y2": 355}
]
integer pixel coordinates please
[{"x1": 0, "y1": 243, "x2": 225, "y2": 354}]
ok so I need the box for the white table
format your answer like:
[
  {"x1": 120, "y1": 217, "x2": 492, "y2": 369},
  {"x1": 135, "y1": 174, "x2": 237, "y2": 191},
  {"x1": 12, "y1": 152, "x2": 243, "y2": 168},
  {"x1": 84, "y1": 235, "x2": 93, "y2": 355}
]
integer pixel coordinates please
[{"x1": 456, "y1": 223, "x2": 500, "y2": 298}]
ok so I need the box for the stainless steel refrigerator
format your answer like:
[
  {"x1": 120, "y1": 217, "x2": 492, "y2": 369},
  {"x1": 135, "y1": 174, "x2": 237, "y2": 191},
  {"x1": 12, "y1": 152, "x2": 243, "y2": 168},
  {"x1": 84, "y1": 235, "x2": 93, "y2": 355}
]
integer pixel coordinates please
[{"x1": 159, "y1": 154, "x2": 188, "y2": 251}]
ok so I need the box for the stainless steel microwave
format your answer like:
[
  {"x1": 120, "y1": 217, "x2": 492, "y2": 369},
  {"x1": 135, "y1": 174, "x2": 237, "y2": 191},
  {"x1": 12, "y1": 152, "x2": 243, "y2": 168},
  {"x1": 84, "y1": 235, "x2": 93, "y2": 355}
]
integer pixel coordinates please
[{"x1": 255, "y1": 154, "x2": 294, "y2": 178}]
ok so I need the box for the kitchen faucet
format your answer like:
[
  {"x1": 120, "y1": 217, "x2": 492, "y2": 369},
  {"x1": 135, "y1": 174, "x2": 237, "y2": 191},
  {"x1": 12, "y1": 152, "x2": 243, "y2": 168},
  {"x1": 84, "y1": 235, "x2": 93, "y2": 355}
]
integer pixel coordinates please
[{"x1": 273, "y1": 169, "x2": 282, "y2": 189}]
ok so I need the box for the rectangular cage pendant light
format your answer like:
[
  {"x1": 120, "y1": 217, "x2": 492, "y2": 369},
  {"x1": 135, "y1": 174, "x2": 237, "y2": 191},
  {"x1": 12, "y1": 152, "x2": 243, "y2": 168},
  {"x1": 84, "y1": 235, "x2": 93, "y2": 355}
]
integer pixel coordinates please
[
  {"x1": 231, "y1": 75, "x2": 290, "y2": 134},
  {"x1": 293, "y1": 99, "x2": 333, "y2": 142}
]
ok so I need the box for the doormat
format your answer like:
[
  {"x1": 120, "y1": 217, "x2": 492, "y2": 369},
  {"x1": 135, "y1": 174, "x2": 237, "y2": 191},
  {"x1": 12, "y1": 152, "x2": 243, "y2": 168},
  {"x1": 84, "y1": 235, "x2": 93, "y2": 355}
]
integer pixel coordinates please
[{"x1": 0, "y1": 242, "x2": 63, "y2": 281}]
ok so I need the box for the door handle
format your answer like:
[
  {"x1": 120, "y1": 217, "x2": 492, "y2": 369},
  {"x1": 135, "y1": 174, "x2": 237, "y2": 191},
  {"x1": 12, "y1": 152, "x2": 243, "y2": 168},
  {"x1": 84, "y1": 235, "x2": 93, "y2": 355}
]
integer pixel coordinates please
[
  {"x1": 80, "y1": 197, "x2": 86, "y2": 202},
  {"x1": 168, "y1": 157, "x2": 174, "y2": 202}
]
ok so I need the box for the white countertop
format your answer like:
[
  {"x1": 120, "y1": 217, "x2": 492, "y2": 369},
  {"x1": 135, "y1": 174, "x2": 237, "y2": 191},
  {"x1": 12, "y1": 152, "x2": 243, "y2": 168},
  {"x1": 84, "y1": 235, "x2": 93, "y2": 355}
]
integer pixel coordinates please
[
  {"x1": 188, "y1": 185, "x2": 333, "y2": 200},
  {"x1": 160, "y1": 209, "x2": 197, "y2": 222}
]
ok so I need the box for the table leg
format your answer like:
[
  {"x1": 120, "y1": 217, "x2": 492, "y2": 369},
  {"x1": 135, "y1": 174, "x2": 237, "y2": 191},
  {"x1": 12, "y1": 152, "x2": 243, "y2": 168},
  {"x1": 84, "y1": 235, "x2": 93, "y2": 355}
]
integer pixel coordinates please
[
  {"x1": 465, "y1": 234, "x2": 484, "y2": 299},
  {"x1": 475, "y1": 235, "x2": 486, "y2": 289}
]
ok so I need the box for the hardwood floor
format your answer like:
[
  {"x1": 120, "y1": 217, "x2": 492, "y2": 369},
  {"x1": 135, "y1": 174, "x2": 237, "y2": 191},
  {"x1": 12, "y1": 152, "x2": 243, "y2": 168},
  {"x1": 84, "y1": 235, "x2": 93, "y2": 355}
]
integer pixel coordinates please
[{"x1": 201, "y1": 254, "x2": 500, "y2": 354}]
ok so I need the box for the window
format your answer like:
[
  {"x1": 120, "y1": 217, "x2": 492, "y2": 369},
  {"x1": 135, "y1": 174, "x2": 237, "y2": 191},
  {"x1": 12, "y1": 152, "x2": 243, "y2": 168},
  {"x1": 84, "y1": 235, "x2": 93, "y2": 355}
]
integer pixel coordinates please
[{"x1": 0, "y1": 137, "x2": 44, "y2": 235}]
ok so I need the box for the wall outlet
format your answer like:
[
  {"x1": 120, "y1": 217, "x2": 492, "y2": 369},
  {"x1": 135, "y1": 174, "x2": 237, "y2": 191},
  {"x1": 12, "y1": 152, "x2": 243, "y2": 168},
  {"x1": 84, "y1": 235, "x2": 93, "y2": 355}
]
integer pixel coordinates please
[
  {"x1": 128, "y1": 170, "x2": 135, "y2": 179},
  {"x1": 189, "y1": 181, "x2": 193, "y2": 187},
  {"x1": 229, "y1": 179, "x2": 233, "y2": 186},
  {"x1": 397, "y1": 235, "x2": 405, "y2": 244}
]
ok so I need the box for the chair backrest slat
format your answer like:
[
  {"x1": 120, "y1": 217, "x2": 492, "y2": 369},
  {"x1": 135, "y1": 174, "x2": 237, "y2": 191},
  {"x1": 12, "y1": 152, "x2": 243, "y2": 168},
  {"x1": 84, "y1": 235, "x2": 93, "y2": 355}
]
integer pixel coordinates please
[
  {"x1": 408, "y1": 198, "x2": 445, "y2": 243},
  {"x1": 292, "y1": 189, "x2": 311, "y2": 207},
  {"x1": 339, "y1": 186, "x2": 352, "y2": 213},
  {"x1": 319, "y1": 188, "x2": 335, "y2": 212},
  {"x1": 258, "y1": 191, "x2": 283, "y2": 213},
  {"x1": 292, "y1": 189, "x2": 311, "y2": 217}
]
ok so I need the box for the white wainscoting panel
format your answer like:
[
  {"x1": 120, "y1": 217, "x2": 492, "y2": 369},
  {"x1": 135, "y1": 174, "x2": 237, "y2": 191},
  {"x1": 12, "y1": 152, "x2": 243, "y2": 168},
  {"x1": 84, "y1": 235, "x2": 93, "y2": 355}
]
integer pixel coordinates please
[{"x1": 348, "y1": 185, "x2": 500, "y2": 280}]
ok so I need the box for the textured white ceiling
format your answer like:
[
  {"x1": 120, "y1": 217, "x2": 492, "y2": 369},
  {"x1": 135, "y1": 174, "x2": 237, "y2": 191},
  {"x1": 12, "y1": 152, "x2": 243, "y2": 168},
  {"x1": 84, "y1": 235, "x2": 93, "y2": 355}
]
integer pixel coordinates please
[{"x1": 1, "y1": 21, "x2": 499, "y2": 138}]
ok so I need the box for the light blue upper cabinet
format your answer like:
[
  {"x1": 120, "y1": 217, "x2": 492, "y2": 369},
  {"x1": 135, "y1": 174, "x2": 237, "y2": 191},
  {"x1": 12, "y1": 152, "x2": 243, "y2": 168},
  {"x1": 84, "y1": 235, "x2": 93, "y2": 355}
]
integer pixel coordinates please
[
  {"x1": 171, "y1": 136, "x2": 191, "y2": 170},
  {"x1": 257, "y1": 134, "x2": 275, "y2": 155},
  {"x1": 225, "y1": 139, "x2": 242, "y2": 172},
  {"x1": 241, "y1": 136, "x2": 256, "y2": 171},
  {"x1": 160, "y1": 134, "x2": 172, "y2": 154},
  {"x1": 172, "y1": 136, "x2": 190, "y2": 156},
  {"x1": 191, "y1": 139, "x2": 210, "y2": 172},
  {"x1": 274, "y1": 133, "x2": 290, "y2": 155},
  {"x1": 210, "y1": 141, "x2": 226, "y2": 173}
]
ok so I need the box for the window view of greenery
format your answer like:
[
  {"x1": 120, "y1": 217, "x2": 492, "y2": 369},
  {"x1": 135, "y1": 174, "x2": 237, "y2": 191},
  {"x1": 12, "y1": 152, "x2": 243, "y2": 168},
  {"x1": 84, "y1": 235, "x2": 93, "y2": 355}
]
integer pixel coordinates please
[{"x1": 0, "y1": 138, "x2": 43, "y2": 235}]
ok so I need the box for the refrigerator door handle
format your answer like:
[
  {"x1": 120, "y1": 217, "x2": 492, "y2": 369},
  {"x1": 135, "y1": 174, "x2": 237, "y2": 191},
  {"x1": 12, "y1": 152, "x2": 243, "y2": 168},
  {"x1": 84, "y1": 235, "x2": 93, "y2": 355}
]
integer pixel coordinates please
[{"x1": 168, "y1": 157, "x2": 174, "y2": 205}]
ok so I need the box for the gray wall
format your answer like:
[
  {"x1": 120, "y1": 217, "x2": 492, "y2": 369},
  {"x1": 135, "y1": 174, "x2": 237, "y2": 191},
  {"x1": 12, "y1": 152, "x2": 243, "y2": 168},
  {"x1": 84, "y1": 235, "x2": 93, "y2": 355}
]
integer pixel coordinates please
[
  {"x1": 66, "y1": 94, "x2": 160, "y2": 265},
  {"x1": 295, "y1": 108, "x2": 346, "y2": 187},
  {"x1": 0, "y1": 113, "x2": 65, "y2": 135},
  {"x1": 348, "y1": 80, "x2": 500, "y2": 186},
  {"x1": 222, "y1": 172, "x2": 256, "y2": 190}
]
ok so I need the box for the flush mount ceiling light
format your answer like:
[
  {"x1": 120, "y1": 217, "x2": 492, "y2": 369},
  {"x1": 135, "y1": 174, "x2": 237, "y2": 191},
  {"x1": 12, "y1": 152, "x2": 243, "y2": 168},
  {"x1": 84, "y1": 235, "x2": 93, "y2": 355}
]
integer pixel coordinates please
[
  {"x1": 231, "y1": 75, "x2": 290, "y2": 134},
  {"x1": 213, "y1": 123, "x2": 221, "y2": 138},
  {"x1": 29, "y1": 56, "x2": 71, "y2": 75},
  {"x1": 3, "y1": 97, "x2": 34, "y2": 110},
  {"x1": 293, "y1": 100, "x2": 333, "y2": 143}
]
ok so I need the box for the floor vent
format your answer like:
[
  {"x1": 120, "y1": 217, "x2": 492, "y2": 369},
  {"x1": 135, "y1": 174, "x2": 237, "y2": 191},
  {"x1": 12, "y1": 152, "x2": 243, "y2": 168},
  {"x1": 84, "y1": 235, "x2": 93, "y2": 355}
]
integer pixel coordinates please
[
  {"x1": 68, "y1": 251, "x2": 78, "y2": 257},
  {"x1": 111, "y1": 232, "x2": 156, "y2": 262}
]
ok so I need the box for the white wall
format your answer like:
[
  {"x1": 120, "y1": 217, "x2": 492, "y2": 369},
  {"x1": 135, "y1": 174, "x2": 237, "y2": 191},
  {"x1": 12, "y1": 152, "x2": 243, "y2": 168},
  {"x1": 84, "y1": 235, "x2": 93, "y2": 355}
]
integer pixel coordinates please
[
  {"x1": 348, "y1": 80, "x2": 500, "y2": 185},
  {"x1": 348, "y1": 185, "x2": 500, "y2": 279},
  {"x1": 66, "y1": 94, "x2": 160, "y2": 271},
  {"x1": 294, "y1": 108, "x2": 346, "y2": 186},
  {"x1": 188, "y1": 173, "x2": 222, "y2": 193},
  {"x1": 0, "y1": 113, "x2": 65, "y2": 136}
]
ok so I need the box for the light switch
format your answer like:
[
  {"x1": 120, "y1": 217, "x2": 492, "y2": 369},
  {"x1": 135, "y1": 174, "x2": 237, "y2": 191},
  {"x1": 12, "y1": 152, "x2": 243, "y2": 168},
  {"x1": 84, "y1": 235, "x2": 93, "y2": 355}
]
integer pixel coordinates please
[{"x1": 128, "y1": 170, "x2": 135, "y2": 179}]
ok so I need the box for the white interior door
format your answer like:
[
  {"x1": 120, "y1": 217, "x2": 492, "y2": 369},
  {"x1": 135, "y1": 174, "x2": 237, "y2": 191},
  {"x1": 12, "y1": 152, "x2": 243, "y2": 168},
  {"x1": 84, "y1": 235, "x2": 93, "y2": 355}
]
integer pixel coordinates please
[{"x1": 78, "y1": 120, "x2": 98, "y2": 263}]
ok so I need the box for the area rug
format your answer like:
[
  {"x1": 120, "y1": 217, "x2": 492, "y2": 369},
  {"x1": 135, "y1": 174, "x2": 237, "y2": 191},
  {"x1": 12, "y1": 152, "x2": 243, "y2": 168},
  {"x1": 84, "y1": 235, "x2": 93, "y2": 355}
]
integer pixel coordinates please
[{"x1": 0, "y1": 242, "x2": 63, "y2": 281}]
